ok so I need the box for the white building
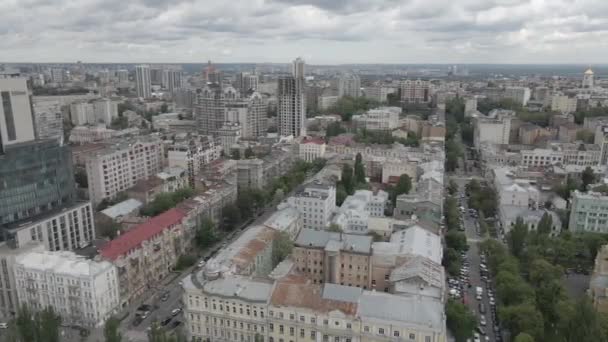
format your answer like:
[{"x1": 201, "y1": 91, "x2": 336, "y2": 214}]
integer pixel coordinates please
[
  {"x1": 363, "y1": 86, "x2": 393, "y2": 103},
  {"x1": 32, "y1": 100, "x2": 64, "y2": 144},
  {"x1": 595, "y1": 125, "x2": 608, "y2": 165},
  {"x1": 504, "y1": 87, "x2": 531, "y2": 106},
  {"x1": 332, "y1": 190, "x2": 389, "y2": 234},
  {"x1": 278, "y1": 58, "x2": 306, "y2": 137},
  {"x1": 70, "y1": 99, "x2": 118, "y2": 127},
  {"x1": 216, "y1": 122, "x2": 241, "y2": 154},
  {"x1": 14, "y1": 251, "x2": 120, "y2": 327},
  {"x1": 318, "y1": 94, "x2": 339, "y2": 110},
  {"x1": 298, "y1": 137, "x2": 326, "y2": 162},
  {"x1": 92, "y1": 98, "x2": 118, "y2": 125},
  {"x1": 287, "y1": 182, "x2": 336, "y2": 230},
  {"x1": 569, "y1": 190, "x2": 608, "y2": 233},
  {"x1": 520, "y1": 144, "x2": 600, "y2": 168},
  {"x1": 69, "y1": 125, "x2": 139, "y2": 144},
  {"x1": 474, "y1": 109, "x2": 515, "y2": 148},
  {"x1": 135, "y1": 65, "x2": 152, "y2": 99},
  {"x1": 86, "y1": 136, "x2": 165, "y2": 205},
  {"x1": 352, "y1": 107, "x2": 401, "y2": 131},
  {"x1": 0, "y1": 242, "x2": 44, "y2": 318},
  {"x1": 381, "y1": 159, "x2": 418, "y2": 184},
  {"x1": 5, "y1": 201, "x2": 96, "y2": 251},
  {"x1": 551, "y1": 94, "x2": 578, "y2": 113},
  {"x1": 338, "y1": 74, "x2": 361, "y2": 98},
  {"x1": 464, "y1": 97, "x2": 477, "y2": 116},
  {"x1": 0, "y1": 77, "x2": 37, "y2": 148}
]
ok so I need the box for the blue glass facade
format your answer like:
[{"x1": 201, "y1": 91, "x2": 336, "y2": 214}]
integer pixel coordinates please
[{"x1": 0, "y1": 140, "x2": 76, "y2": 227}]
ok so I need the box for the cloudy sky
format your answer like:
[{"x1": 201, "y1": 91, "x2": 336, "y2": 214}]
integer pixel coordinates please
[{"x1": 2, "y1": 0, "x2": 608, "y2": 64}]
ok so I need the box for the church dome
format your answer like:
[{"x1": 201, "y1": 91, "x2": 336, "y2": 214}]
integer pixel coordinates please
[{"x1": 585, "y1": 68, "x2": 594, "y2": 75}]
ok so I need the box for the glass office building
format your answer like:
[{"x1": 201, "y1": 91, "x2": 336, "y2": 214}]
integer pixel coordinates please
[{"x1": 0, "y1": 140, "x2": 76, "y2": 227}]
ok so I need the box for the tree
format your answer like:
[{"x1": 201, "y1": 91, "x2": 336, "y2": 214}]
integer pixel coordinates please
[
  {"x1": 160, "y1": 103, "x2": 169, "y2": 113},
  {"x1": 495, "y1": 271, "x2": 535, "y2": 306},
  {"x1": 272, "y1": 232, "x2": 293, "y2": 267},
  {"x1": 336, "y1": 184, "x2": 348, "y2": 206},
  {"x1": 16, "y1": 305, "x2": 37, "y2": 342},
  {"x1": 96, "y1": 217, "x2": 122, "y2": 240},
  {"x1": 354, "y1": 153, "x2": 366, "y2": 184},
  {"x1": 340, "y1": 164, "x2": 355, "y2": 195},
  {"x1": 514, "y1": 333, "x2": 535, "y2": 342},
  {"x1": 582, "y1": 166, "x2": 596, "y2": 191},
  {"x1": 508, "y1": 217, "x2": 529, "y2": 258},
  {"x1": 148, "y1": 322, "x2": 186, "y2": 342},
  {"x1": 174, "y1": 254, "x2": 197, "y2": 270},
  {"x1": 390, "y1": 174, "x2": 412, "y2": 206},
  {"x1": 196, "y1": 218, "x2": 218, "y2": 249},
  {"x1": 443, "y1": 248, "x2": 462, "y2": 276},
  {"x1": 537, "y1": 212, "x2": 553, "y2": 235},
  {"x1": 244, "y1": 147, "x2": 254, "y2": 159},
  {"x1": 557, "y1": 298, "x2": 608, "y2": 342},
  {"x1": 325, "y1": 122, "x2": 346, "y2": 138},
  {"x1": 104, "y1": 317, "x2": 122, "y2": 342},
  {"x1": 222, "y1": 204, "x2": 242, "y2": 230},
  {"x1": 445, "y1": 231, "x2": 468, "y2": 252},
  {"x1": 445, "y1": 299, "x2": 477, "y2": 342},
  {"x1": 328, "y1": 224, "x2": 343, "y2": 233},
  {"x1": 447, "y1": 180, "x2": 459, "y2": 196},
  {"x1": 499, "y1": 302, "x2": 544, "y2": 341},
  {"x1": 231, "y1": 149, "x2": 241, "y2": 160}
]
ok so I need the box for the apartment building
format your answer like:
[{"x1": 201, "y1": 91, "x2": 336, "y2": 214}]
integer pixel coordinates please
[
  {"x1": 69, "y1": 125, "x2": 139, "y2": 144},
  {"x1": 399, "y1": 80, "x2": 430, "y2": 104},
  {"x1": 473, "y1": 110, "x2": 515, "y2": 148},
  {"x1": 99, "y1": 208, "x2": 187, "y2": 306},
  {"x1": 167, "y1": 135, "x2": 222, "y2": 188},
  {"x1": 352, "y1": 107, "x2": 401, "y2": 131},
  {"x1": 520, "y1": 144, "x2": 600, "y2": 168},
  {"x1": 558, "y1": 122, "x2": 582, "y2": 143},
  {"x1": 298, "y1": 137, "x2": 326, "y2": 162},
  {"x1": 286, "y1": 183, "x2": 336, "y2": 230},
  {"x1": 86, "y1": 135, "x2": 165, "y2": 205},
  {"x1": 551, "y1": 94, "x2": 578, "y2": 113},
  {"x1": 237, "y1": 159, "x2": 265, "y2": 190},
  {"x1": 0, "y1": 242, "x2": 44, "y2": 318},
  {"x1": 332, "y1": 190, "x2": 389, "y2": 234},
  {"x1": 5, "y1": 201, "x2": 95, "y2": 251},
  {"x1": 13, "y1": 251, "x2": 120, "y2": 327},
  {"x1": 363, "y1": 86, "x2": 393, "y2": 103},
  {"x1": 69, "y1": 98, "x2": 118, "y2": 127},
  {"x1": 504, "y1": 87, "x2": 531, "y2": 106},
  {"x1": 292, "y1": 228, "x2": 373, "y2": 288},
  {"x1": 569, "y1": 190, "x2": 608, "y2": 233}
]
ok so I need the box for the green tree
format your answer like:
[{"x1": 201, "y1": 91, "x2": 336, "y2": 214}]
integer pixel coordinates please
[
  {"x1": 272, "y1": 232, "x2": 293, "y2": 267},
  {"x1": 557, "y1": 298, "x2": 608, "y2": 342},
  {"x1": 104, "y1": 317, "x2": 122, "y2": 342},
  {"x1": 499, "y1": 302, "x2": 544, "y2": 341},
  {"x1": 514, "y1": 332, "x2": 535, "y2": 342},
  {"x1": 174, "y1": 254, "x2": 197, "y2": 270},
  {"x1": 244, "y1": 147, "x2": 254, "y2": 159},
  {"x1": 222, "y1": 204, "x2": 242, "y2": 230},
  {"x1": 447, "y1": 180, "x2": 459, "y2": 196},
  {"x1": 325, "y1": 122, "x2": 346, "y2": 137},
  {"x1": 16, "y1": 305, "x2": 37, "y2": 342},
  {"x1": 443, "y1": 247, "x2": 462, "y2": 276},
  {"x1": 445, "y1": 299, "x2": 477, "y2": 342},
  {"x1": 341, "y1": 164, "x2": 355, "y2": 195},
  {"x1": 160, "y1": 103, "x2": 169, "y2": 113},
  {"x1": 328, "y1": 224, "x2": 343, "y2": 233},
  {"x1": 582, "y1": 166, "x2": 596, "y2": 191},
  {"x1": 354, "y1": 153, "x2": 366, "y2": 184},
  {"x1": 495, "y1": 271, "x2": 535, "y2": 306},
  {"x1": 195, "y1": 218, "x2": 218, "y2": 249},
  {"x1": 445, "y1": 230, "x2": 468, "y2": 252},
  {"x1": 508, "y1": 217, "x2": 529, "y2": 258},
  {"x1": 336, "y1": 184, "x2": 348, "y2": 206},
  {"x1": 537, "y1": 212, "x2": 553, "y2": 235},
  {"x1": 390, "y1": 174, "x2": 412, "y2": 206}
]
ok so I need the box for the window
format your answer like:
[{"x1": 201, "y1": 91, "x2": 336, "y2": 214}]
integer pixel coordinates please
[
  {"x1": 310, "y1": 331, "x2": 316, "y2": 339},
  {"x1": 425, "y1": 337, "x2": 431, "y2": 342},
  {"x1": 270, "y1": 323, "x2": 274, "y2": 332},
  {"x1": 334, "y1": 338, "x2": 339, "y2": 342},
  {"x1": 300, "y1": 316, "x2": 305, "y2": 322},
  {"x1": 279, "y1": 325, "x2": 284, "y2": 334},
  {"x1": 323, "y1": 319, "x2": 328, "y2": 326},
  {"x1": 290, "y1": 314, "x2": 295, "y2": 320},
  {"x1": 379, "y1": 328, "x2": 385, "y2": 335},
  {"x1": 1, "y1": 92, "x2": 16, "y2": 140},
  {"x1": 346, "y1": 323, "x2": 351, "y2": 329},
  {"x1": 300, "y1": 329, "x2": 305, "y2": 338},
  {"x1": 394, "y1": 331, "x2": 400, "y2": 337},
  {"x1": 290, "y1": 327, "x2": 294, "y2": 336},
  {"x1": 311, "y1": 317, "x2": 316, "y2": 324},
  {"x1": 409, "y1": 333, "x2": 415, "y2": 339},
  {"x1": 364, "y1": 326, "x2": 369, "y2": 333},
  {"x1": 269, "y1": 338, "x2": 274, "y2": 342}
]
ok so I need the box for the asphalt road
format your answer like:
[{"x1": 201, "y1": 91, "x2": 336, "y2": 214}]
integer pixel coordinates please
[{"x1": 452, "y1": 178, "x2": 500, "y2": 342}]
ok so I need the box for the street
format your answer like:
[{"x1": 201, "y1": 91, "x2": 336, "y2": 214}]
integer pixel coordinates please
[{"x1": 451, "y1": 177, "x2": 501, "y2": 342}]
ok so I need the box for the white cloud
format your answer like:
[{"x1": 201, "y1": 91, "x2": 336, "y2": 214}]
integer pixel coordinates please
[{"x1": 0, "y1": 0, "x2": 607, "y2": 63}]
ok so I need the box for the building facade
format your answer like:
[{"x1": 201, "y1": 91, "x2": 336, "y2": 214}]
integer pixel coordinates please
[
  {"x1": 338, "y1": 74, "x2": 361, "y2": 98},
  {"x1": 400, "y1": 80, "x2": 430, "y2": 104},
  {"x1": 298, "y1": 138, "x2": 326, "y2": 162},
  {"x1": 86, "y1": 136, "x2": 165, "y2": 205},
  {"x1": 352, "y1": 107, "x2": 401, "y2": 131},
  {"x1": 569, "y1": 190, "x2": 608, "y2": 233},
  {"x1": 135, "y1": 65, "x2": 152, "y2": 99},
  {"x1": 287, "y1": 183, "x2": 336, "y2": 230},
  {"x1": 13, "y1": 251, "x2": 120, "y2": 327}
]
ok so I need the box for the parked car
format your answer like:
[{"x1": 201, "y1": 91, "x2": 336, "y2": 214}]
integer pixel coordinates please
[
  {"x1": 161, "y1": 292, "x2": 170, "y2": 302},
  {"x1": 171, "y1": 308, "x2": 182, "y2": 316},
  {"x1": 161, "y1": 317, "x2": 172, "y2": 326}
]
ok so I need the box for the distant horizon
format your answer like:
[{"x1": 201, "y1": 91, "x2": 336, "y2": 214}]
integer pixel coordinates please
[{"x1": 3, "y1": 62, "x2": 608, "y2": 67}]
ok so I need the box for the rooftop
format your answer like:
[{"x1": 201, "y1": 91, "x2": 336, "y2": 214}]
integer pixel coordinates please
[
  {"x1": 16, "y1": 250, "x2": 114, "y2": 277},
  {"x1": 388, "y1": 226, "x2": 442, "y2": 264},
  {"x1": 295, "y1": 228, "x2": 372, "y2": 254},
  {"x1": 99, "y1": 208, "x2": 185, "y2": 260},
  {"x1": 100, "y1": 199, "x2": 143, "y2": 220}
]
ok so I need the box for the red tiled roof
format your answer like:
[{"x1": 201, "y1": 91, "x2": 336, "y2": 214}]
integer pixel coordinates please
[
  {"x1": 99, "y1": 208, "x2": 185, "y2": 260},
  {"x1": 302, "y1": 137, "x2": 325, "y2": 145}
]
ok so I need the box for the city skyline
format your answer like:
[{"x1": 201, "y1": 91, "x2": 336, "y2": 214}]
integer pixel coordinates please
[{"x1": 2, "y1": 0, "x2": 608, "y2": 64}]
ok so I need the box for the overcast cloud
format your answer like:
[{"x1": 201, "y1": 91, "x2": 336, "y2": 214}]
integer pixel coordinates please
[{"x1": 1, "y1": 0, "x2": 607, "y2": 64}]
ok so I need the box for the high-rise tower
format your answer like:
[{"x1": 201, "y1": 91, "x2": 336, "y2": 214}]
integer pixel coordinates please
[
  {"x1": 278, "y1": 58, "x2": 307, "y2": 137},
  {"x1": 135, "y1": 64, "x2": 151, "y2": 99}
]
